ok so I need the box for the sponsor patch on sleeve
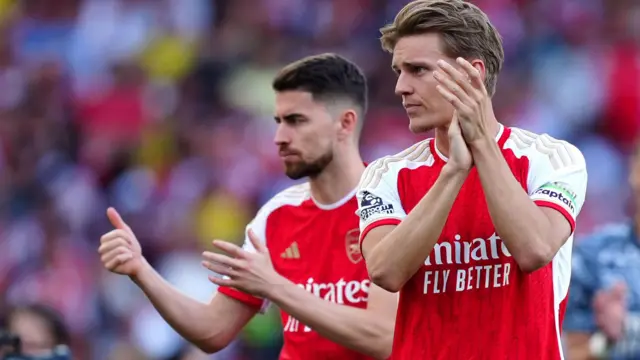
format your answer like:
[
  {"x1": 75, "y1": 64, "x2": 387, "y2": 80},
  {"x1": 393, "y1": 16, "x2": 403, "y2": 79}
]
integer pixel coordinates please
[
  {"x1": 359, "y1": 191, "x2": 395, "y2": 221},
  {"x1": 531, "y1": 181, "x2": 577, "y2": 214}
]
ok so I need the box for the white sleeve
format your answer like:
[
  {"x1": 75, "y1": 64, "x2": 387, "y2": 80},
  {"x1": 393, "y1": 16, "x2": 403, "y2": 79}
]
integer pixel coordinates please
[
  {"x1": 216, "y1": 207, "x2": 270, "y2": 312},
  {"x1": 526, "y1": 138, "x2": 588, "y2": 232},
  {"x1": 242, "y1": 208, "x2": 268, "y2": 255},
  {"x1": 356, "y1": 159, "x2": 407, "y2": 242}
]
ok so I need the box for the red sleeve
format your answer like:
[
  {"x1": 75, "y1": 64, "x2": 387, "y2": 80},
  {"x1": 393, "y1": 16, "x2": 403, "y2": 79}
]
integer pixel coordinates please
[
  {"x1": 217, "y1": 286, "x2": 264, "y2": 308},
  {"x1": 359, "y1": 218, "x2": 402, "y2": 258},
  {"x1": 534, "y1": 200, "x2": 576, "y2": 233}
]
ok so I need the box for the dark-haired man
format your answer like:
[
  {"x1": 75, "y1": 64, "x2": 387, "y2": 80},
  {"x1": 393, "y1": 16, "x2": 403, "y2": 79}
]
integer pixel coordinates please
[{"x1": 98, "y1": 53, "x2": 397, "y2": 360}]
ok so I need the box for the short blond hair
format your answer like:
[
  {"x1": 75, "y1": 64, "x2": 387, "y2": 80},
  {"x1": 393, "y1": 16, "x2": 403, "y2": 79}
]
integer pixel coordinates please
[{"x1": 380, "y1": 0, "x2": 504, "y2": 96}]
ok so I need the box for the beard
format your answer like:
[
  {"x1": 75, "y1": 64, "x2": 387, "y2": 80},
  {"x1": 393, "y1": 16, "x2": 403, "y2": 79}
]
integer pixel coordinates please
[{"x1": 283, "y1": 151, "x2": 334, "y2": 180}]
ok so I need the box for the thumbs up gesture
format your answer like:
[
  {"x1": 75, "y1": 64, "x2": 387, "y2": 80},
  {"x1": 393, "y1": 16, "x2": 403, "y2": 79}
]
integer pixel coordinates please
[{"x1": 98, "y1": 207, "x2": 144, "y2": 276}]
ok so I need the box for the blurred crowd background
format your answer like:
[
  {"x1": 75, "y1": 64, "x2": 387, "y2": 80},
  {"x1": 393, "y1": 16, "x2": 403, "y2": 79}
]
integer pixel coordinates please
[{"x1": 0, "y1": 0, "x2": 638, "y2": 359}]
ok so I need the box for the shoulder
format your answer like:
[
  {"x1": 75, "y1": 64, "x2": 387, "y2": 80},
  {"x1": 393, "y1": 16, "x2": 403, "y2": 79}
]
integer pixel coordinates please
[
  {"x1": 361, "y1": 139, "x2": 434, "y2": 188},
  {"x1": 255, "y1": 183, "x2": 311, "y2": 220},
  {"x1": 503, "y1": 127, "x2": 586, "y2": 170}
]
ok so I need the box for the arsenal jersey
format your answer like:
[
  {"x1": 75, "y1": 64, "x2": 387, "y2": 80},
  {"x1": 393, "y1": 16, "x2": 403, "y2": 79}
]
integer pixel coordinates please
[
  {"x1": 356, "y1": 125, "x2": 588, "y2": 360},
  {"x1": 218, "y1": 184, "x2": 373, "y2": 360}
]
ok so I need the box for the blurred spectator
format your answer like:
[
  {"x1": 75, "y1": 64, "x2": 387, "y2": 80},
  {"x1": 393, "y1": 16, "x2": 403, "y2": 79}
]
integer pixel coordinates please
[
  {"x1": 564, "y1": 145, "x2": 640, "y2": 359},
  {"x1": 0, "y1": 303, "x2": 70, "y2": 357}
]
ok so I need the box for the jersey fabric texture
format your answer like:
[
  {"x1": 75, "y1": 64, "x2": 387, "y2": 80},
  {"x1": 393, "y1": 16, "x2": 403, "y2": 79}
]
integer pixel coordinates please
[
  {"x1": 218, "y1": 183, "x2": 373, "y2": 360},
  {"x1": 565, "y1": 223, "x2": 640, "y2": 359},
  {"x1": 356, "y1": 125, "x2": 588, "y2": 360}
]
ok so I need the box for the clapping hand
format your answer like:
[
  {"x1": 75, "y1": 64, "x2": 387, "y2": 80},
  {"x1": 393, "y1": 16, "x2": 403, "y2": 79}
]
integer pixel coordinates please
[
  {"x1": 433, "y1": 57, "x2": 491, "y2": 145},
  {"x1": 203, "y1": 230, "x2": 281, "y2": 298}
]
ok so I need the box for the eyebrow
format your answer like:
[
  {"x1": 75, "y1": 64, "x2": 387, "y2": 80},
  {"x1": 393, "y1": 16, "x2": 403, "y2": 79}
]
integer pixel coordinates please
[
  {"x1": 274, "y1": 113, "x2": 305, "y2": 122},
  {"x1": 392, "y1": 60, "x2": 434, "y2": 71}
]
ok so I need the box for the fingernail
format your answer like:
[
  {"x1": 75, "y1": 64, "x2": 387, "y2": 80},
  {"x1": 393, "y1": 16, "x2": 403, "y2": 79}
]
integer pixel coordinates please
[{"x1": 437, "y1": 60, "x2": 446, "y2": 66}]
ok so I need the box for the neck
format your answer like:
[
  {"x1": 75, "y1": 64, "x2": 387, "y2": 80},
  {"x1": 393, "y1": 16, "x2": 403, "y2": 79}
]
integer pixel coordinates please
[
  {"x1": 434, "y1": 108, "x2": 500, "y2": 158},
  {"x1": 309, "y1": 146, "x2": 365, "y2": 206}
]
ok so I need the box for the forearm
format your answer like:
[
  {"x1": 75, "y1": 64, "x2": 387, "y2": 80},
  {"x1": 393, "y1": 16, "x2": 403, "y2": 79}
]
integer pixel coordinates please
[
  {"x1": 470, "y1": 138, "x2": 552, "y2": 271},
  {"x1": 131, "y1": 261, "x2": 221, "y2": 350},
  {"x1": 368, "y1": 168, "x2": 467, "y2": 291},
  {"x1": 265, "y1": 278, "x2": 393, "y2": 359}
]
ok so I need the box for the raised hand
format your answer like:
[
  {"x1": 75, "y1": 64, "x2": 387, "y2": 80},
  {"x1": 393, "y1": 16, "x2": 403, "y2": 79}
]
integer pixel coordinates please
[
  {"x1": 98, "y1": 207, "x2": 145, "y2": 277},
  {"x1": 434, "y1": 57, "x2": 491, "y2": 145},
  {"x1": 202, "y1": 230, "x2": 282, "y2": 298},
  {"x1": 445, "y1": 112, "x2": 473, "y2": 173}
]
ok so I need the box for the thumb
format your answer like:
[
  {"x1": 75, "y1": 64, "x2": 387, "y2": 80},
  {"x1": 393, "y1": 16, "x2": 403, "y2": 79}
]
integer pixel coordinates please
[
  {"x1": 107, "y1": 207, "x2": 130, "y2": 231},
  {"x1": 247, "y1": 229, "x2": 267, "y2": 254}
]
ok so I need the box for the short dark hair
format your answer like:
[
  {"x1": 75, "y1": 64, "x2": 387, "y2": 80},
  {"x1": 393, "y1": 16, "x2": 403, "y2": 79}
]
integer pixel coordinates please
[
  {"x1": 0, "y1": 304, "x2": 70, "y2": 346},
  {"x1": 380, "y1": 0, "x2": 504, "y2": 96},
  {"x1": 272, "y1": 53, "x2": 368, "y2": 117}
]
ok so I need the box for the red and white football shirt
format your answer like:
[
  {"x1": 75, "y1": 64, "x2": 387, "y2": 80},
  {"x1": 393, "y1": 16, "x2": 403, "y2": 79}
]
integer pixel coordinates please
[
  {"x1": 357, "y1": 125, "x2": 588, "y2": 360},
  {"x1": 218, "y1": 184, "x2": 373, "y2": 360}
]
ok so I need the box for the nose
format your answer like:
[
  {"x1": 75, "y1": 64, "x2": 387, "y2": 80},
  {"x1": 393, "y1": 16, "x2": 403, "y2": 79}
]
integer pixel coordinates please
[
  {"x1": 274, "y1": 123, "x2": 291, "y2": 147},
  {"x1": 395, "y1": 72, "x2": 413, "y2": 97}
]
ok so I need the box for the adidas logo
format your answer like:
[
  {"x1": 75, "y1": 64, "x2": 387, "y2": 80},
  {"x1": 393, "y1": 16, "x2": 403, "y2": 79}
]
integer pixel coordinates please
[{"x1": 281, "y1": 242, "x2": 300, "y2": 259}]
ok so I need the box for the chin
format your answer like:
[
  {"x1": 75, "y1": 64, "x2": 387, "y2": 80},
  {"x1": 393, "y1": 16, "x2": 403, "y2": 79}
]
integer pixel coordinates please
[
  {"x1": 283, "y1": 161, "x2": 325, "y2": 180},
  {"x1": 408, "y1": 113, "x2": 450, "y2": 134},
  {"x1": 408, "y1": 121, "x2": 435, "y2": 134},
  {"x1": 408, "y1": 117, "x2": 437, "y2": 134},
  {"x1": 283, "y1": 163, "x2": 307, "y2": 180}
]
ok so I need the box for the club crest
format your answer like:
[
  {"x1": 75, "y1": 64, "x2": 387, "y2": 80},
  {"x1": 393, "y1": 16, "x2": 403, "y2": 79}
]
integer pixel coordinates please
[{"x1": 345, "y1": 228, "x2": 362, "y2": 264}]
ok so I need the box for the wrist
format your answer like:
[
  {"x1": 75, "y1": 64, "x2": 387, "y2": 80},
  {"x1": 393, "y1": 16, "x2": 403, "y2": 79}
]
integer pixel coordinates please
[
  {"x1": 129, "y1": 258, "x2": 153, "y2": 285},
  {"x1": 261, "y1": 272, "x2": 289, "y2": 299},
  {"x1": 441, "y1": 164, "x2": 470, "y2": 181},
  {"x1": 468, "y1": 134, "x2": 499, "y2": 155}
]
